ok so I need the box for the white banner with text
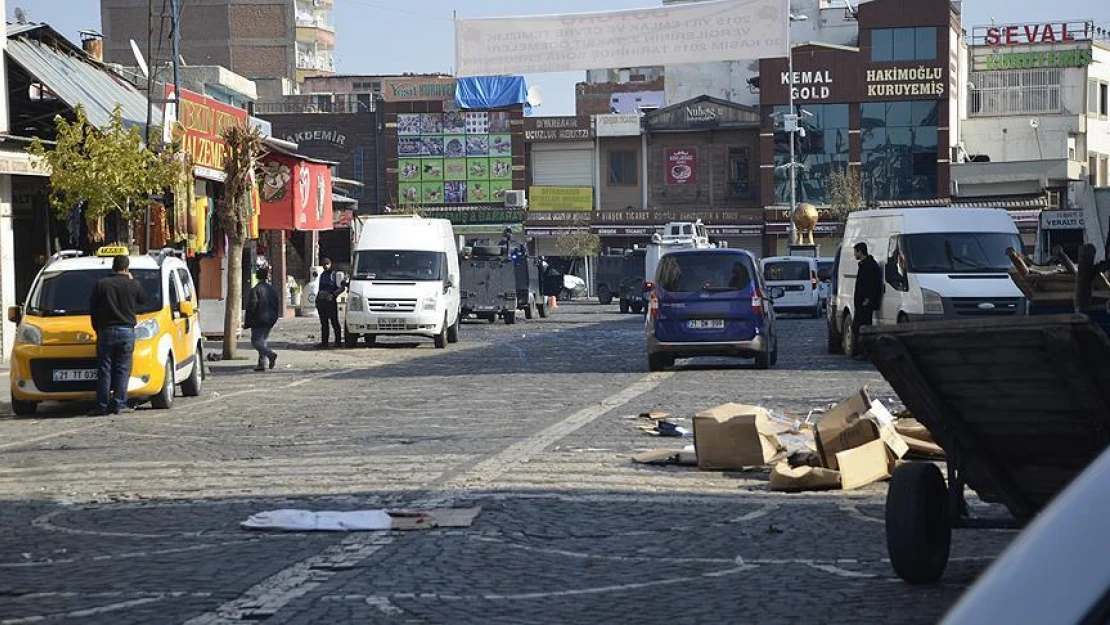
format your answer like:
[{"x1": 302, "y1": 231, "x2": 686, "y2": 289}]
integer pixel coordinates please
[{"x1": 455, "y1": 0, "x2": 789, "y2": 76}]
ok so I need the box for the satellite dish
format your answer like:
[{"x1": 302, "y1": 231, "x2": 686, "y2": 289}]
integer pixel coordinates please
[
  {"x1": 13, "y1": 6, "x2": 27, "y2": 23},
  {"x1": 526, "y1": 85, "x2": 543, "y2": 108},
  {"x1": 130, "y1": 39, "x2": 149, "y2": 79},
  {"x1": 1029, "y1": 118, "x2": 1040, "y2": 129}
]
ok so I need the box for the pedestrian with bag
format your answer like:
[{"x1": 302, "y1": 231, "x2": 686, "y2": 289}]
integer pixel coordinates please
[
  {"x1": 245, "y1": 267, "x2": 280, "y2": 371},
  {"x1": 316, "y1": 257, "x2": 344, "y2": 348},
  {"x1": 89, "y1": 255, "x2": 148, "y2": 415},
  {"x1": 851, "y1": 242, "x2": 883, "y2": 359}
]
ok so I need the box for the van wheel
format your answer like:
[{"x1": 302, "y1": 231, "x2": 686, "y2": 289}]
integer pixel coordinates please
[
  {"x1": 537, "y1": 303, "x2": 548, "y2": 318},
  {"x1": 504, "y1": 311, "x2": 516, "y2": 325},
  {"x1": 434, "y1": 316, "x2": 448, "y2": 349},
  {"x1": 770, "y1": 339, "x2": 779, "y2": 366},
  {"x1": 365, "y1": 334, "x2": 377, "y2": 347},
  {"x1": 631, "y1": 302, "x2": 644, "y2": 314},
  {"x1": 897, "y1": 313, "x2": 910, "y2": 324},
  {"x1": 447, "y1": 316, "x2": 460, "y2": 343},
  {"x1": 841, "y1": 313, "x2": 855, "y2": 356},
  {"x1": 754, "y1": 350, "x2": 771, "y2": 370},
  {"x1": 151, "y1": 358, "x2": 175, "y2": 410},
  {"x1": 811, "y1": 305, "x2": 822, "y2": 319},
  {"x1": 827, "y1": 316, "x2": 844, "y2": 354},
  {"x1": 345, "y1": 331, "x2": 359, "y2": 348},
  {"x1": 180, "y1": 350, "x2": 203, "y2": 397},
  {"x1": 11, "y1": 399, "x2": 37, "y2": 416},
  {"x1": 524, "y1": 300, "x2": 535, "y2": 320},
  {"x1": 648, "y1": 353, "x2": 673, "y2": 372},
  {"x1": 598, "y1": 285, "x2": 613, "y2": 305},
  {"x1": 619, "y1": 300, "x2": 630, "y2": 314}
]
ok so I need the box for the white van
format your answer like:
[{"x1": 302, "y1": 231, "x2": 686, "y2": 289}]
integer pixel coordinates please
[
  {"x1": 760, "y1": 256, "x2": 821, "y2": 318},
  {"x1": 344, "y1": 215, "x2": 461, "y2": 348},
  {"x1": 829, "y1": 208, "x2": 1026, "y2": 354}
]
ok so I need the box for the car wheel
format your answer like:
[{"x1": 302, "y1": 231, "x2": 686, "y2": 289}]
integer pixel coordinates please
[
  {"x1": 150, "y1": 358, "x2": 175, "y2": 409},
  {"x1": 487, "y1": 314, "x2": 497, "y2": 324},
  {"x1": 811, "y1": 304, "x2": 822, "y2": 319},
  {"x1": 770, "y1": 338, "x2": 779, "y2": 366},
  {"x1": 598, "y1": 285, "x2": 613, "y2": 305},
  {"x1": 447, "y1": 316, "x2": 460, "y2": 343},
  {"x1": 434, "y1": 316, "x2": 448, "y2": 349},
  {"x1": 631, "y1": 302, "x2": 644, "y2": 314},
  {"x1": 647, "y1": 353, "x2": 672, "y2": 372},
  {"x1": 344, "y1": 331, "x2": 359, "y2": 348},
  {"x1": 11, "y1": 398, "x2": 37, "y2": 416},
  {"x1": 827, "y1": 316, "x2": 844, "y2": 354},
  {"x1": 180, "y1": 349, "x2": 203, "y2": 397},
  {"x1": 524, "y1": 300, "x2": 535, "y2": 320},
  {"x1": 897, "y1": 313, "x2": 910, "y2": 325},
  {"x1": 504, "y1": 311, "x2": 516, "y2": 325},
  {"x1": 619, "y1": 300, "x2": 630, "y2": 314},
  {"x1": 754, "y1": 350, "x2": 771, "y2": 369},
  {"x1": 841, "y1": 313, "x2": 855, "y2": 356},
  {"x1": 886, "y1": 462, "x2": 952, "y2": 584},
  {"x1": 365, "y1": 334, "x2": 377, "y2": 347}
]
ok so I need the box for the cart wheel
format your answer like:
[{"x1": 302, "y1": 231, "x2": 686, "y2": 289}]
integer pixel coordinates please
[{"x1": 886, "y1": 462, "x2": 952, "y2": 584}]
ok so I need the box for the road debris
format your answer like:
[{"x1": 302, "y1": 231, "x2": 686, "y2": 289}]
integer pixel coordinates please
[{"x1": 241, "y1": 507, "x2": 482, "y2": 531}]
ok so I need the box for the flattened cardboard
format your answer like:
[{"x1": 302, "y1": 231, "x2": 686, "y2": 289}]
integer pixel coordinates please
[
  {"x1": 836, "y1": 440, "x2": 892, "y2": 490},
  {"x1": 389, "y1": 507, "x2": 482, "y2": 531},
  {"x1": 878, "y1": 423, "x2": 910, "y2": 459},
  {"x1": 769, "y1": 462, "x2": 841, "y2": 492},
  {"x1": 902, "y1": 435, "x2": 946, "y2": 459},
  {"x1": 632, "y1": 448, "x2": 698, "y2": 466},
  {"x1": 815, "y1": 388, "x2": 878, "y2": 470},
  {"x1": 693, "y1": 403, "x2": 781, "y2": 470}
]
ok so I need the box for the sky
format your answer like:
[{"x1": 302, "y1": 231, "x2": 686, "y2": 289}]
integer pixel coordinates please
[{"x1": 15, "y1": 0, "x2": 1108, "y2": 116}]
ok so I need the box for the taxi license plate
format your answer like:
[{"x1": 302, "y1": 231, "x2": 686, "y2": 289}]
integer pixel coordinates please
[
  {"x1": 687, "y1": 319, "x2": 725, "y2": 329},
  {"x1": 53, "y1": 369, "x2": 98, "y2": 382},
  {"x1": 377, "y1": 318, "x2": 405, "y2": 327}
]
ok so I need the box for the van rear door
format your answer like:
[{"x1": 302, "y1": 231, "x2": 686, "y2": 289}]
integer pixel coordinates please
[
  {"x1": 653, "y1": 253, "x2": 759, "y2": 343},
  {"x1": 762, "y1": 259, "x2": 815, "y2": 310}
]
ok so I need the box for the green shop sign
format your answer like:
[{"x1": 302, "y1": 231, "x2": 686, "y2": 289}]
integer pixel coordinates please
[
  {"x1": 984, "y1": 49, "x2": 1093, "y2": 70},
  {"x1": 417, "y1": 207, "x2": 526, "y2": 225}
]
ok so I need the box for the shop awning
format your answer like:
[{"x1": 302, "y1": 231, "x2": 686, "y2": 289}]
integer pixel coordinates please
[
  {"x1": 951, "y1": 194, "x2": 1048, "y2": 209},
  {"x1": 7, "y1": 24, "x2": 155, "y2": 131}
]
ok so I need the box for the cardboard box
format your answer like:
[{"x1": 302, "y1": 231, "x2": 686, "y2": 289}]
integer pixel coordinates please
[
  {"x1": 693, "y1": 403, "x2": 782, "y2": 470},
  {"x1": 814, "y1": 388, "x2": 878, "y2": 470},
  {"x1": 836, "y1": 439, "x2": 893, "y2": 490},
  {"x1": 769, "y1": 462, "x2": 841, "y2": 492}
]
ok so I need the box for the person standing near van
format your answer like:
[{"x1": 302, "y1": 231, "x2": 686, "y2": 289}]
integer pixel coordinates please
[
  {"x1": 851, "y1": 242, "x2": 883, "y2": 358},
  {"x1": 316, "y1": 257, "x2": 344, "y2": 348},
  {"x1": 89, "y1": 255, "x2": 148, "y2": 415},
  {"x1": 245, "y1": 267, "x2": 280, "y2": 371}
]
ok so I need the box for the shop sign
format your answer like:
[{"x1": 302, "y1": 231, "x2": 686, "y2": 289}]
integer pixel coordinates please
[
  {"x1": 381, "y1": 77, "x2": 457, "y2": 102},
  {"x1": 167, "y1": 86, "x2": 248, "y2": 178},
  {"x1": 973, "y1": 21, "x2": 1093, "y2": 46},
  {"x1": 593, "y1": 227, "x2": 656, "y2": 236},
  {"x1": 865, "y1": 67, "x2": 945, "y2": 98},
  {"x1": 257, "y1": 154, "x2": 333, "y2": 231},
  {"x1": 707, "y1": 225, "x2": 763, "y2": 236},
  {"x1": 529, "y1": 186, "x2": 594, "y2": 211},
  {"x1": 1040, "y1": 210, "x2": 1084, "y2": 229},
  {"x1": 665, "y1": 148, "x2": 698, "y2": 185},
  {"x1": 418, "y1": 207, "x2": 525, "y2": 225},
  {"x1": 524, "y1": 227, "x2": 589, "y2": 238},
  {"x1": 283, "y1": 129, "x2": 348, "y2": 148},
  {"x1": 595, "y1": 114, "x2": 642, "y2": 137},
  {"x1": 524, "y1": 117, "x2": 592, "y2": 141},
  {"x1": 780, "y1": 70, "x2": 833, "y2": 101},
  {"x1": 981, "y1": 48, "x2": 1093, "y2": 70}
]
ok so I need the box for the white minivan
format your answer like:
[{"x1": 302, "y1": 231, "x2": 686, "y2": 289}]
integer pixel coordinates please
[
  {"x1": 829, "y1": 208, "x2": 1027, "y2": 355},
  {"x1": 344, "y1": 215, "x2": 461, "y2": 348},
  {"x1": 760, "y1": 256, "x2": 822, "y2": 318}
]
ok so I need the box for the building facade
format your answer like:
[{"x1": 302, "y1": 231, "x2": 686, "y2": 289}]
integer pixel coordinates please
[{"x1": 101, "y1": 0, "x2": 335, "y2": 84}]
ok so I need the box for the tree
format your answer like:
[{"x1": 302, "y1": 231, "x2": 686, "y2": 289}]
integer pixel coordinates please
[
  {"x1": 217, "y1": 123, "x2": 265, "y2": 359},
  {"x1": 826, "y1": 166, "x2": 865, "y2": 222},
  {"x1": 28, "y1": 105, "x2": 178, "y2": 240},
  {"x1": 555, "y1": 222, "x2": 601, "y2": 289}
]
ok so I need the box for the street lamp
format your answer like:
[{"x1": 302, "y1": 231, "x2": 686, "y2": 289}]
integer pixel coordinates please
[{"x1": 787, "y1": 10, "x2": 807, "y2": 246}]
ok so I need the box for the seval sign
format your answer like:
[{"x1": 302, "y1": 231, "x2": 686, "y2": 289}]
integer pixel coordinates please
[{"x1": 975, "y1": 21, "x2": 1094, "y2": 46}]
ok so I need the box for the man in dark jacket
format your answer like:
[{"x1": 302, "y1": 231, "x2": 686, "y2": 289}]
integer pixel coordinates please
[
  {"x1": 89, "y1": 254, "x2": 148, "y2": 415},
  {"x1": 851, "y1": 242, "x2": 883, "y2": 357},
  {"x1": 245, "y1": 267, "x2": 280, "y2": 371},
  {"x1": 315, "y1": 257, "x2": 344, "y2": 348}
]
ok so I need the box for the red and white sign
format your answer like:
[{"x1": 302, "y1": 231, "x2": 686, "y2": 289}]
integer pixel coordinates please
[
  {"x1": 665, "y1": 148, "x2": 697, "y2": 186},
  {"x1": 258, "y1": 153, "x2": 333, "y2": 231},
  {"x1": 974, "y1": 21, "x2": 1093, "y2": 46}
]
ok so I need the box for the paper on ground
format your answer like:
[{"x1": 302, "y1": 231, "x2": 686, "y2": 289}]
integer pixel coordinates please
[{"x1": 241, "y1": 507, "x2": 482, "y2": 532}]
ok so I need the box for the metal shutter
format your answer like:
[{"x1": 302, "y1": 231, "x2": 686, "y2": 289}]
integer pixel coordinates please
[{"x1": 531, "y1": 144, "x2": 594, "y2": 186}]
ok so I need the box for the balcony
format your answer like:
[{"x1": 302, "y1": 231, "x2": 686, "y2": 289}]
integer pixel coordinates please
[
  {"x1": 296, "y1": 52, "x2": 335, "y2": 73},
  {"x1": 255, "y1": 93, "x2": 375, "y2": 115},
  {"x1": 295, "y1": 13, "x2": 334, "y2": 32}
]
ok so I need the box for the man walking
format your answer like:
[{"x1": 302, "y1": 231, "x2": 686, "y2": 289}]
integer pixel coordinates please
[
  {"x1": 315, "y1": 257, "x2": 344, "y2": 348},
  {"x1": 246, "y1": 267, "x2": 280, "y2": 371},
  {"x1": 89, "y1": 255, "x2": 148, "y2": 415},
  {"x1": 851, "y1": 242, "x2": 883, "y2": 358}
]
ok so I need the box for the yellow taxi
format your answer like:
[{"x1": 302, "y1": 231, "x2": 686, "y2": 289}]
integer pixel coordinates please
[{"x1": 8, "y1": 246, "x2": 205, "y2": 415}]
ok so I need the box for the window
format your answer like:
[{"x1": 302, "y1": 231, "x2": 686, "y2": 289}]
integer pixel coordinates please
[
  {"x1": 727, "y1": 148, "x2": 753, "y2": 198},
  {"x1": 176, "y1": 268, "x2": 194, "y2": 301},
  {"x1": 607, "y1": 150, "x2": 637, "y2": 185},
  {"x1": 871, "y1": 27, "x2": 937, "y2": 62},
  {"x1": 657, "y1": 253, "x2": 753, "y2": 293},
  {"x1": 353, "y1": 250, "x2": 445, "y2": 281},
  {"x1": 28, "y1": 269, "x2": 163, "y2": 316},
  {"x1": 1101, "y1": 82, "x2": 1109, "y2": 117},
  {"x1": 972, "y1": 69, "x2": 1063, "y2": 116},
  {"x1": 860, "y1": 101, "x2": 939, "y2": 202},
  {"x1": 772, "y1": 103, "x2": 849, "y2": 204},
  {"x1": 1091, "y1": 80, "x2": 1101, "y2": 116},
  {"x1": 901, "y1": 232, "x2": 1024, "y2": 273}
]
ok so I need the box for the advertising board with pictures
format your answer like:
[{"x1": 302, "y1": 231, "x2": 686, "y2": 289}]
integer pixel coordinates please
[{"x1": 397, "y1": 111, "x2": 514, "y2": 205}]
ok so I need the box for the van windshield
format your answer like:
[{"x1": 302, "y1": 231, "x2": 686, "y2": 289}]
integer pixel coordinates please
[
  {"x1": 353, "y1": 250, "x2": 445, "y2": 281},
  {"x1": 658, "y1": 254, "x2": 752, "y2": 293},
  {"x1": 28, "y1": 268, "x2": 163, "y2": 316},
  {"x1": 764, "y1": 261, "x2": 811, "y2": 282},
  {"x1": 901, "y1": 232, "x2": 1022, "y2": 273}
]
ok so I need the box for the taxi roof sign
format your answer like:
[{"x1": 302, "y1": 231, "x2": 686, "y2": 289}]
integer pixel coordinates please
[{"x1": 95, "y1": 245, "x2": 130, "y2": 257}]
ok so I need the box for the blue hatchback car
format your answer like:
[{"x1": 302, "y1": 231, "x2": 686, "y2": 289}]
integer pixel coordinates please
[{"x1": 645, "y1": 248, "x2": 779, "y2": 371}]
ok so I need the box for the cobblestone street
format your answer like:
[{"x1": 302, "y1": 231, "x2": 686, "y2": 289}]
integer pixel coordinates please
[{"x1": 0, "y1": 303, "x2": 1016, "y2": 624}]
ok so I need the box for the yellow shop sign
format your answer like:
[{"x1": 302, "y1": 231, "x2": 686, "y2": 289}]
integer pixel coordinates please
[{"x1": 528, "y1": 186, "x2": 594, "y2": 212}]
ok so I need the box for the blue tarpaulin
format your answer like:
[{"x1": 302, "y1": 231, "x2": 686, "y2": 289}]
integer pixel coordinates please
[{"x1": 455, "y1": 76, "x2": 529, "y2": 111}]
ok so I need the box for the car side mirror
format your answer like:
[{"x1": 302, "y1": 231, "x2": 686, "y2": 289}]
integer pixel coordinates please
[
  {"x1": 178, "y1": 300, "x2": 196, "y2": 317},
  {"x1": 444, "y1": 275, "x2": 456, "y2": 289},
  {"x1": 885, "y1": 258, "x2": 906, "y2": 291},
  {"x1": 769, "y1": 287, "x2": 786, "y2": 300},
  {"x1": 7, "y1": 306, "x2": 21, "y2": 324}
]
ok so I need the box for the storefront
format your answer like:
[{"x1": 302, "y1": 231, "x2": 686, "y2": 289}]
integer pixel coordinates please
[{"x1": 525, "y1": 116, "x2": 595, "y2": 188}]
